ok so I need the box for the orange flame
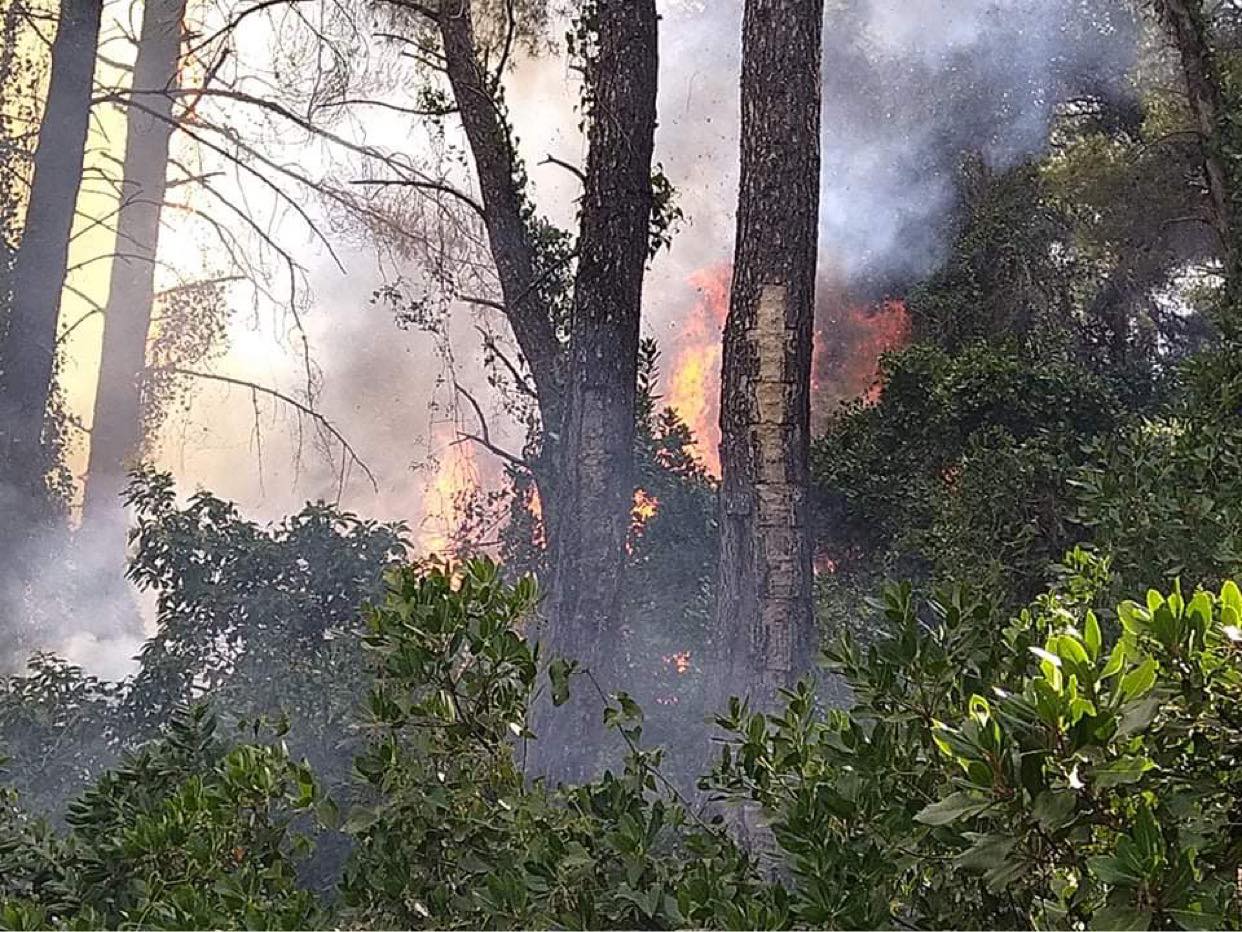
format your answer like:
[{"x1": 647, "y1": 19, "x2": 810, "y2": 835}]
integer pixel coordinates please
[
  {"x1": 816, "y1": 299, "x2": 911, "y2": 409},
  {"x1": 665, "y1": 264, "x2": 731, "y2": 476},
  {"x1": 666, "y1": 265, "x2": 911, "y2": 470},
  {"x1": 632, "y1": 488, "x2": 660, "y2": 525},
  {"x1": 814, "y1": 553, "x2": 838, "y2": 575},
  {"x1": 627, "y1": 488, "x2": 660, "y2": 554},
  {"x1": 419, "y1": 430, "x2": 481, "y2": 555},
  {"x1": 527, "y1": 485, "x2": 547, "y2": 550}
]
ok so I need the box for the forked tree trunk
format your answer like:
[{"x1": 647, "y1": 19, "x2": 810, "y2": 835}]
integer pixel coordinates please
[
  {"x1": 533, "y1": 0, "x2": 659, "y2": 783},
  {"x1": 716, "y1": 0, "x2": 824, "y2": 708},
  {"x1": 0, "y1": 0, "x2": 103, "y2": 527},
  {"x1": 82, "y1": 0, "x2": 187, "y2": 533}
]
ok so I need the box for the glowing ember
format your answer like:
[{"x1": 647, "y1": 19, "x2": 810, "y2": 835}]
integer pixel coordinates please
[
  {"x1": 527, "y1": 485, "x2": 547, "y2": 550},
  {"x1": 662, "y1": 650, "x2": 692, "y2": 675},
  {"x1": 666, "y1": 263, "x2": 731, "y2": 475}
]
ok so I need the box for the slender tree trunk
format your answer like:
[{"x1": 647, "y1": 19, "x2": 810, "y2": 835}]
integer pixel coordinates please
[
  {"x1": 1153, "y1": 0, "x2": 1237, "y2": 281},
  {"x1": 527, "y1": 0, "x2": 659, "y2": 783},
  {"x1": 716, "y1": 0, "x2": 824, "y2": 709},
  {"x1": 0, "y1": 0, "x2": 103, "y2": 520},
  {"x1": 82, "y1": 0, "x2": 187, "y2": 531},
  {"x1": 436, "y1": 0, "x2": 568, "y2": 562}
]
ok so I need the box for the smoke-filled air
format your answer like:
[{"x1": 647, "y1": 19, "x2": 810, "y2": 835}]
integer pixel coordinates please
[{"x1": 2, "y1": 0, "x2": 1242, "y2": 927}]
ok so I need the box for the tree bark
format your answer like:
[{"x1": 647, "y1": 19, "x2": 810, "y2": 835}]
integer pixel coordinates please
[
  {"x1": 435, "y1": 0, "x2": 568, "y2": 560},
  {"x1": 0, "y1": 0, "x2": 103, "y2": 515},
  {"x1": 1153, "y1": 0, "x2": 1236, "y2": 277},
  {"x1": 437, "y1": 0, "x2": 564, "y2": 426},
  {"x1": 82, "y1": 0, "x2": 187, "y2": 533},
  {"x1": 716, "y1": 0, "x2": 824, "y2": 709},
  {"x1": 533, "y1": 0, "x2": 659, "y2": 783}
]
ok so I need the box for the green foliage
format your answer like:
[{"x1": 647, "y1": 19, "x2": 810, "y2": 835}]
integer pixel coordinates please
[
  {"x1": 2, "y1": 551, "x2": 1240, "y2": 930},
  {"x1": 123, "y1": 469, "x2": 407, "y2": 769},
  {"x1": 0, "y1": 705, "x2": 323, "y2": 929},
  {"x1": 1072, "y1": 410, "x2": 1242, "y2": 599},
  {"x1": 338, "y1": 558, "x2": 774, "y2": 930},
  {"x1": 0, "y1": 655, "x2": 123, "y2": 815},
  {"x1": 709, "y1": 559, "x2": 1242, "y2": 929},
  {"x1": 0, "y1": 470, "x2": 407, "y2": 824},
  {"x1": 813, "y1": 341, "x2": 1120, "y2": 598}
]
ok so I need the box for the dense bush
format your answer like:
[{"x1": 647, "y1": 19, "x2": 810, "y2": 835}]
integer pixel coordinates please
[
  {"x1": 711, "y1": 550, "x2": 1242, "y2": 928},
  {"x1": 812, "y1": 341, "x2": 1120, "y2": 597},
  {"x1": 2, "y1": 554, "x2": 1238, "y2": 929}
]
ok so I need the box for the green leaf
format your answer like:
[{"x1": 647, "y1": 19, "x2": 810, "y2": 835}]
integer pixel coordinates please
[
  {"x1": 1084, "y1": 610, "x2": 1102, "y2": 661},
  {"x1": 1091, "y1": 755, "x2": 1155, "y2": 788},
  {"x1": 549, "y1": 658, "x2": 573, "y2": 707},
  {"x1": 1054, "y1": 635, "x2": 1090, "y2": 669},
  {"x1": 1115, "y1": 694, "x2": 1161, "y2": 738},
  {"x1": 1220, "y1": 579, "x2": 1241, "y2": 617},
  {"x1": 956, "y1": 833, "x2": 1018, "y2": 871},
  {"x1": 1091, "y1": 903, "x2": 1152, "y2": 930},
  {"x1": 1118, "y1": 601, "x2": 1146, "y2": 636},
  {"x1": 914, "y1": 791, "x2": 988, "y2": 826},
  {"x1": 1101, "y1": 641, "x2": 1126, "y2": 678},
  {"x1": 1119, "y1": 658, "x2": 1158, "y2": 701},
  {"x1": 1032, "y1": 790, "x2": 1077, "y2": 830}
]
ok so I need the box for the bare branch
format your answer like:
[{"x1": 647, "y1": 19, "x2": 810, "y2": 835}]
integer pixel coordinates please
[
  {"x1": 168, "y1": 366, "x2": 379, "y2": 492},
  {"x1": 454, "y1": 380, "x2": 529, "y2": 469},
  {"x1": 350, "y1": 177, "x2": 486, "y2": 219},
  {"x1": 540, "y1": 154, "x2": 586, "y2": 185}
]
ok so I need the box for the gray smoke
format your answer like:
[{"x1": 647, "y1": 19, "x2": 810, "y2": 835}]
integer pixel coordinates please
[{"x1": 651, "y1": 0, "x2": 1139, "y2": 302}]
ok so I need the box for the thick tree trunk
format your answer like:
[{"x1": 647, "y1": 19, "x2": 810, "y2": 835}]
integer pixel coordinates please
[
  {"x1": 0, "y1": 0, "x2": 103, "y2": 520},
  {"x1": 530, "y1": 0, "x2": 659, "y2": 783},
  {"x1": 82, "y1": 0, "x2": 187, "y2": 533},
  {"x1": 1153, "y1": 0, "x2": 1236, "y2": 278},
  {"x1": 716, "y1": 0, "x2": 824, "y2": 709}
]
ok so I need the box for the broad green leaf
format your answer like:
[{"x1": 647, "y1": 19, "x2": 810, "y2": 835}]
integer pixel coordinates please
[
  {"x1": 1032, "y1": 790, "x2": 1076, "y2": 830},
  {"x1": 914, "y1": 791, "x2": 988, "y2": 826},
  {"x1": 1119, "y1": 658, "x2": 1158, "y2": 701},
  {"x1": 1091, "y1": 755, "x2": 1155, "y2": 788}
]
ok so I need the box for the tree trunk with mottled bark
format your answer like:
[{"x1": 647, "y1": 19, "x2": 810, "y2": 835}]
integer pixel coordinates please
[
  {"x1": 82, "y1": 0, "x2": 187, "y2": 537},
  {"x1": 1153, "y1": 0, "x2": 1237, "y2": 284},
  {"x1": 432, "y1": 0, "x2": 660, "y2": 780},
  {"x1": 0, "y1": 0, "x2": 102, "y2": 536},
  {"x1": 533, "y1": 0, "x2": 659, "y2": 783},
  {"x1": 716, "y1": 0, "x2": 824, "y2": 709}
]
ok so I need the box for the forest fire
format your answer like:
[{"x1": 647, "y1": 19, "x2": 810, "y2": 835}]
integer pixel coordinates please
[
  {"x1": 419, "y1": 433, "x2": 481, "y2": 555},
  {"x1": 664, "y1": 263, "x2": 912, "y2": 468},
  {"x1": 665, "y1": 264, "x2": 731, "y2": 475},
  {"x1": 814, "y1": 298, "x2": 911, "y2": 411}
]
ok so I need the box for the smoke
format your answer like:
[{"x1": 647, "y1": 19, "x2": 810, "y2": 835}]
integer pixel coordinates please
[
  {"x1": 818, "y1": 0, "x2": 1138, "y2": 288},
  {"x1": 11, "y1": 0, "x2": 1142, "y2": 677},
  {"x1": 0, "y1": 502, "x2": 147, "y2": 679},
  {"x1": 652, "y1": 0, "x2": 1138, "y2": 297}
]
